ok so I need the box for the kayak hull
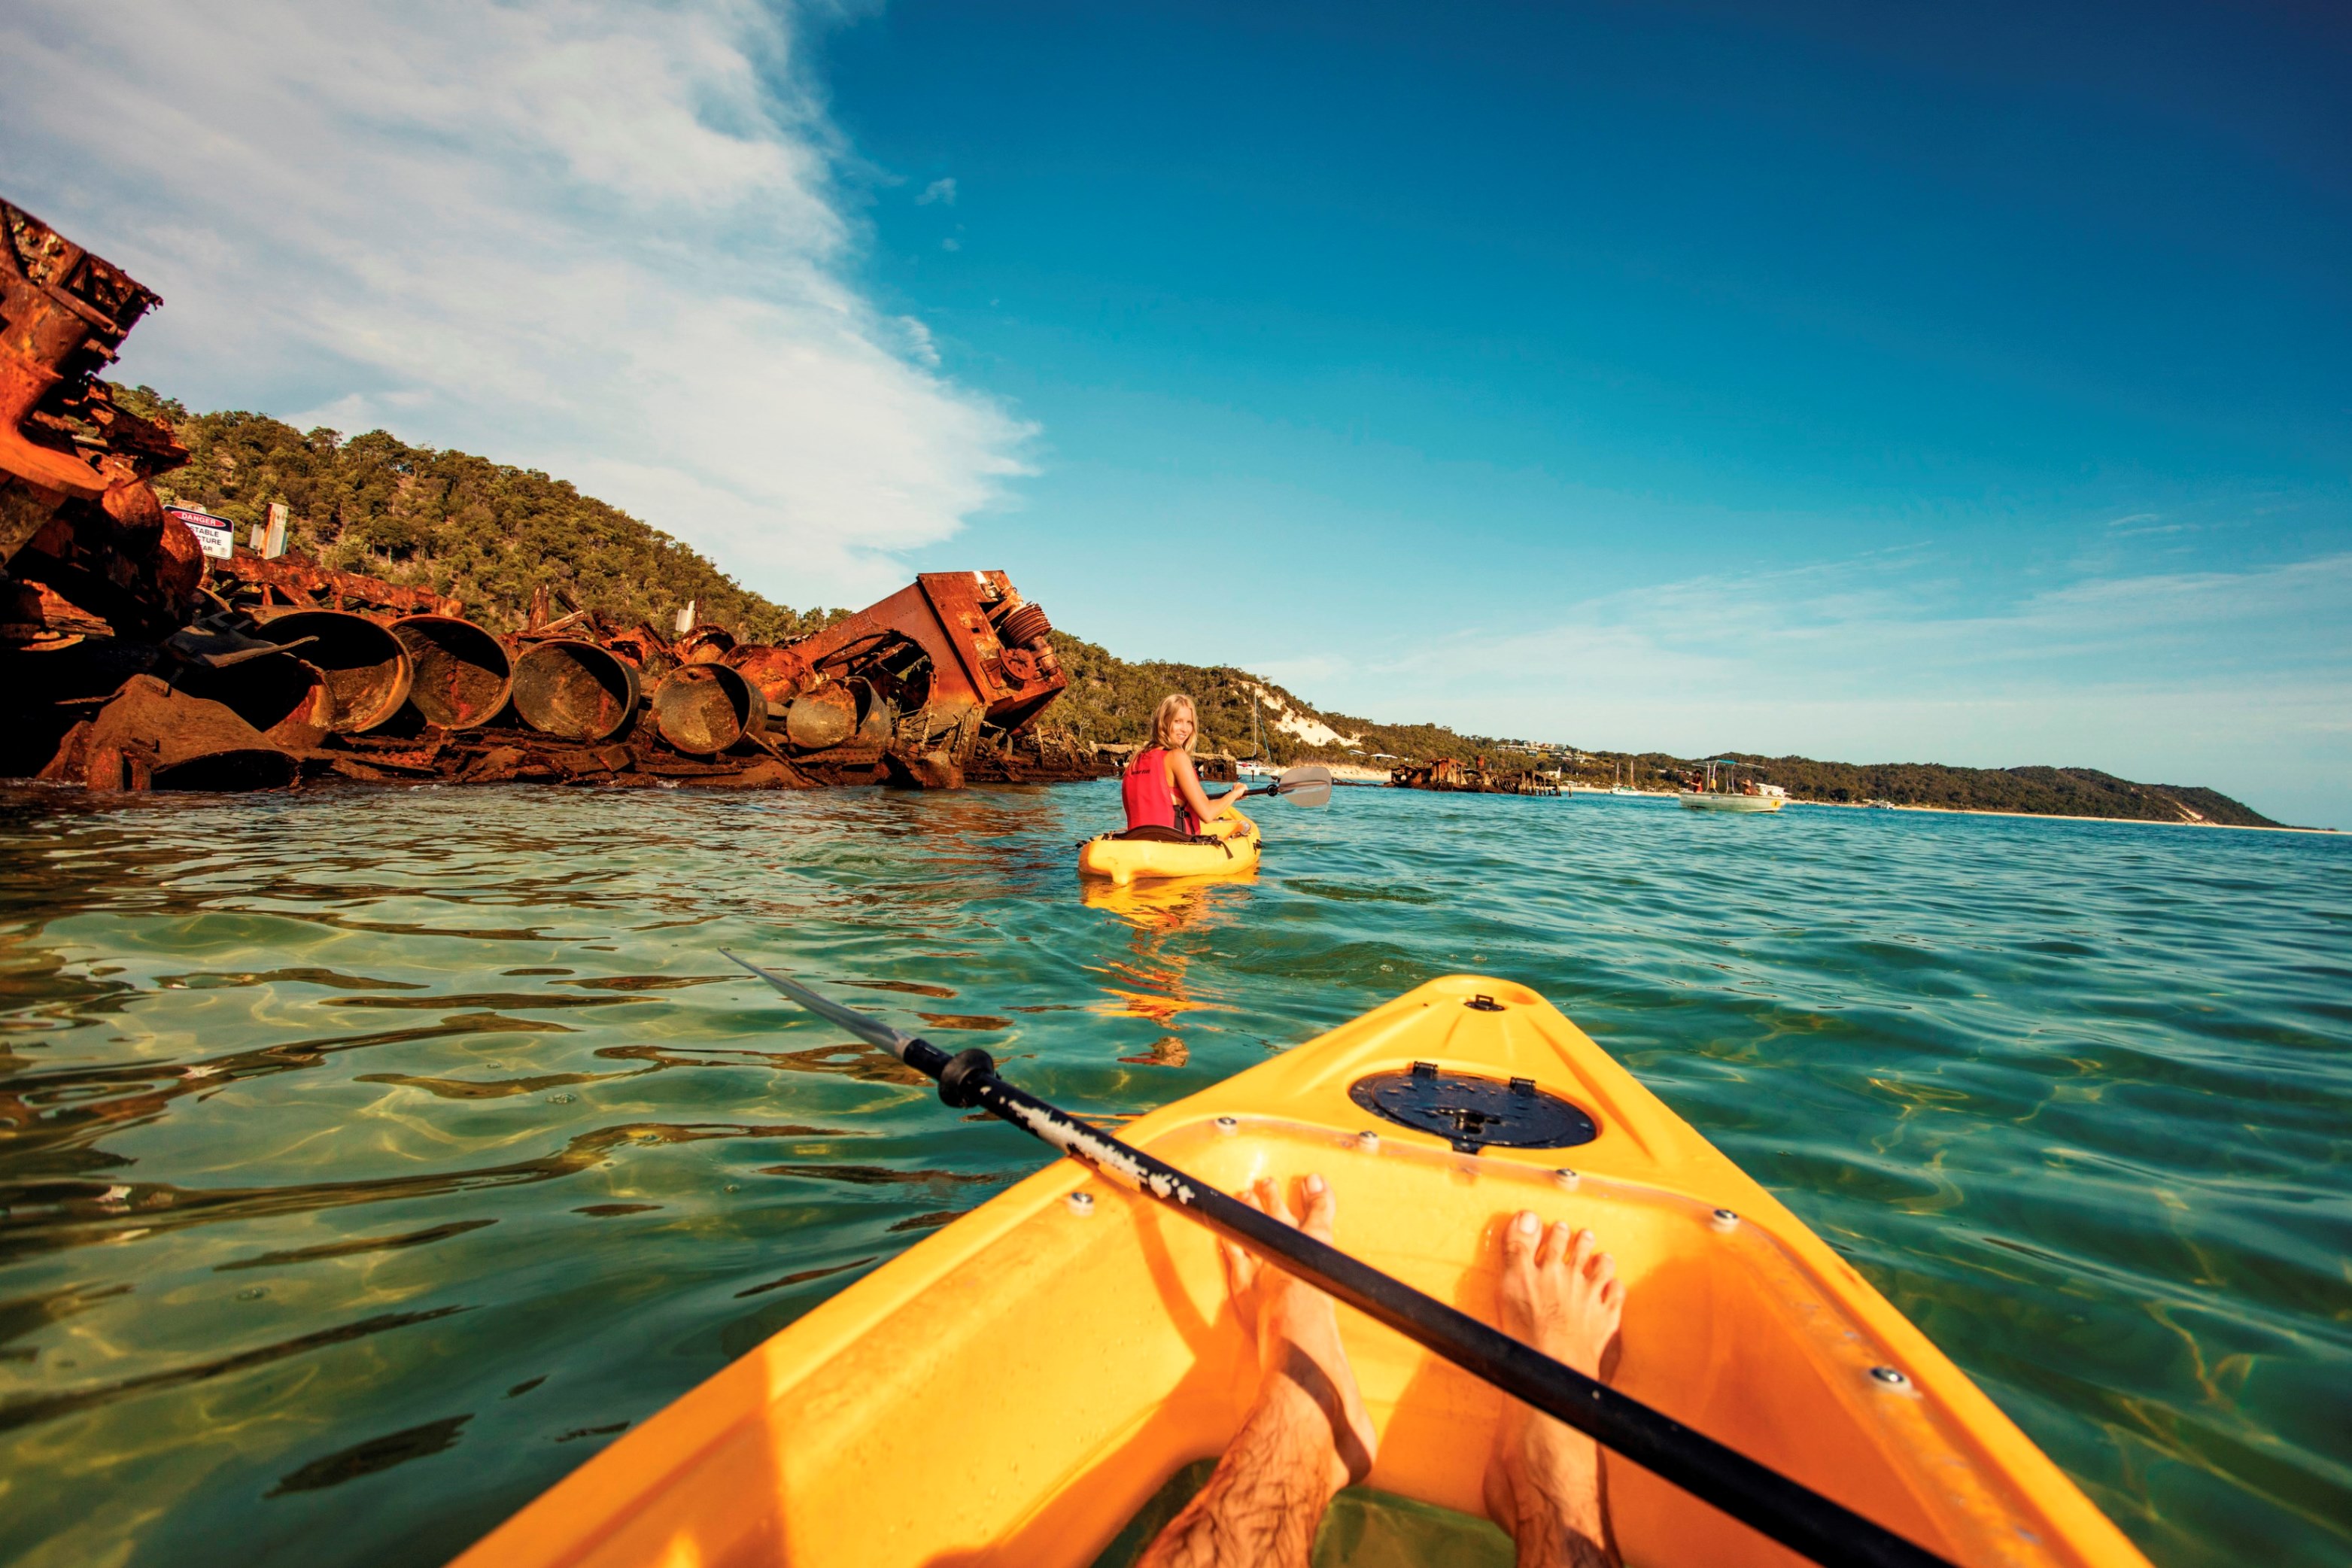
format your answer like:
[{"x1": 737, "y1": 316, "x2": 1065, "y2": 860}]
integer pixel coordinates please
[
  {"x1": 1077, "y1": 810, "x2": 1260, "y2": 886},
  {"x1": 456, "y1": 976, "x2": 2150, "y2": 1568}
]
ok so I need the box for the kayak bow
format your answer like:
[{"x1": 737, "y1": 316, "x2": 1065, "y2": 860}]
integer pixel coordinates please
[{"x1": 456, "y1": 972, "x2": 2153, "y2": 1568}]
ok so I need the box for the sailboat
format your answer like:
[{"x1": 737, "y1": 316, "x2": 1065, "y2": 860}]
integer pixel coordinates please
[
  {"x1": 1235, "y1": 694, "x2": 1278, "y2": 780},
  {"x1": 1609, "y1": 758, "x2": 1641, "y2": 796}
]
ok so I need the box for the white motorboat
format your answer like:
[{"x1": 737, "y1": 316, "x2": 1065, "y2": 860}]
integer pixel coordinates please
[{"x1": 1679, "y1": 758, "x2": 1786, "y2": 813}]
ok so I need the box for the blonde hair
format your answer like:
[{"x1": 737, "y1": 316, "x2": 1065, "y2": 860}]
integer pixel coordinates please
[{"x1": 1150, "y1": 694, "x2": 1198, "y2": 752}]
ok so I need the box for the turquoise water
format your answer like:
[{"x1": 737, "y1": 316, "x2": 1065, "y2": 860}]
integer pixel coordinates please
[{"x1": 0, "y1": 782, "x2": 2344, "y2": 1568}]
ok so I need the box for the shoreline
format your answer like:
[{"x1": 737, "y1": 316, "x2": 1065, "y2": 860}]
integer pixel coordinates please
[
  {"x1": 1793, "y1": 798, "x2": 2332, "y2": 834},
  {"x1": 1554, "y1": 784, "x2": 2328, "y2": 834}
]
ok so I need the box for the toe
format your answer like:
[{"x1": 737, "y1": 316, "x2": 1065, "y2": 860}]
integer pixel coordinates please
[
  {"x1": 1502, "y1": 1209, "x2": 1542, "y2": 1267},
  {"x1": 1219, "y1": 1238, "x2": 1257, "y2": 1299},
  {"x1": 1588, "y1": 1250, "x2": 1616, "y2": 1286},
  {"x1": 1253, "y1": 1176, "x2": 1297, "y2": 1229},
  {"x1": 1536, "y1": 1220, "x2": 1572, "y2": 1269},
  {"x1": 1299, "y1": 1172, "x2": 1336, "y2": 1242},
  {"x1": 1568, "y1": 1227, "x2": 1597, "y2": 1275}
]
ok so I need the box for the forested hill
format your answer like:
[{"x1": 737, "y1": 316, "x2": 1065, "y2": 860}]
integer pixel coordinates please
[
  {"x1": 116, "y1": 387, "x2": 840, "y2": 641},
  {"x1": 1043, "y1": 634, "x2": 2284, "y2": 828},
  {"x1": 120, "y1": 390, "x2": 2280, "y2": 827},
  {"x1": 1703, "y1": 758, "x2": 2278, "y2": 826}
]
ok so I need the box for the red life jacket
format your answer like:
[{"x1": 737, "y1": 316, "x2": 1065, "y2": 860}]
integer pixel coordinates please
[{"x1": 1122, "y1": 747, "x2": 1198, "y2": 834}]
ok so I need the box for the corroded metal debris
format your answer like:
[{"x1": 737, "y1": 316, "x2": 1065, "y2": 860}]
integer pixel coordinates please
[
  {"x1": 0, "y1": 198, "x2": 198, "y2": 645},
  {"x1": 0, "y1": 199, "x2": 1101, "y2": 795},
  {"x1": 389, "y1": 615, "x2": 512, "y2": 730},
  {"x1": 1390, "y1": 756, "x2": 1559, "y2": 796}
]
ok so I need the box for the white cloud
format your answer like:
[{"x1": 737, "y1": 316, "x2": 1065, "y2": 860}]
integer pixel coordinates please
[
  {"x1": 0, "y1": 0, "x2": 1030, "y2": 605},
  {"x1": 2104, "y1": 512, "x2": 2190, "y2": 537},
  {"x1": 895, "y1": 316, "x2": 941, "y2": 368},
  {"x1": 916, "y1": 177, "x2": 958, "y2": 205}
]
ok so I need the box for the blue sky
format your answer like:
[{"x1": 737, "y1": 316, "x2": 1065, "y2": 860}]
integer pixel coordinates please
[
  {"x1": 5, "y1": 1, "x2": 2347, "y2": 823},
  {"x1": 819, "y1": 1, "x2": 2352, "y2": 824}
]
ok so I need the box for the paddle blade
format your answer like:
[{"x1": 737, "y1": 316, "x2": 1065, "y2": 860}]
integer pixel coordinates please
[
  {"x1": 720, "y1": 950, "x2": 919, "y2": 1059},
  {"x1": 1274, "y1": 764, "x2": 1333, "y2": 807}
]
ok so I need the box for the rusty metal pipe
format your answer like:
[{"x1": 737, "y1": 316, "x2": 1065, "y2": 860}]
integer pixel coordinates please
[
  {"x1": 252, "y1": 610, "x2": 413, "y2": 733},
  {"x1": 651, "y1": 663, "x2": 763, "y2": 755},
  {"x1": 512, "y1": 639, "x2": 640, "y2": 743},
  {"x1": 390, "y1": 615, "x2": 512, "y2": 729},
  {"x1": 848, "y1": 676, "x2": 892, "y2": 746},
  {"x1": 780, "y1": 683, "x2": 858, "y2": 751}
]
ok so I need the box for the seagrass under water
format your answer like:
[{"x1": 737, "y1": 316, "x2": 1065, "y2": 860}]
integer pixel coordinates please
[{"x1": 0, "y1": 782, "x2": 2343, "y2": 1568}]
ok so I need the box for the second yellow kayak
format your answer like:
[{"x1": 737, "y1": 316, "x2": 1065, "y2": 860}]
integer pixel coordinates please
[{"x1": 1077, "y1": 809, "x2": 1260, "y2": 886}]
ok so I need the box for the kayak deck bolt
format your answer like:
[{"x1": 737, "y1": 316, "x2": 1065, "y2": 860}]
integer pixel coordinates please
[
  {"x1": 1553, "y1": 1168, "x2": 1580, "y2": 1190},
  {"x1": 1215, "y1": 1116, "x2": 1240, "y2": 1135},
  {"x1": 1711, "y1": 1208, "x2": 1740, "y2": 1230},
  {"x1": 1065, "y1": 1191, "x2": 1095, "y2": 1217},
  {"x1": 1870, "y1": 1366, "x2": 1910, "y2": 1388},
  {"x1": 1357, "y1": 1130, "x2": 1380, "y2": 1150},
  {"x1": 1466, "y1": 995, "x2": 1506, "y2": 1012}
]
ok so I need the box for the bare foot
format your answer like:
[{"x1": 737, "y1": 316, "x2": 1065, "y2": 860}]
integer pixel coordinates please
[
  {"x1": 1219, "y1": 1174, "x2": 1380, "y2": 1492},
  {"x1": 1139, "y1": 1174, "x2": 1378, "y2": 1567},
  {"x1": 1482, "y1": 1212, "x2": 1624, "y2": 1568}
]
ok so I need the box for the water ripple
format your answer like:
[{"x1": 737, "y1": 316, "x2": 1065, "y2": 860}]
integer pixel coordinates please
[{"x1": 0, "y1": 783, "x2": 2344, "y2": 1566}]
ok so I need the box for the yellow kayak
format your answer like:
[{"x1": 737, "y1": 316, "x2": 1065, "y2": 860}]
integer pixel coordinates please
[
  {"x1": 1077, "y1": 809, "x2": 1261, "y2": 886},
  {"x1": 455, "y1": 976, "x2": 2150, "y2": 1568}
]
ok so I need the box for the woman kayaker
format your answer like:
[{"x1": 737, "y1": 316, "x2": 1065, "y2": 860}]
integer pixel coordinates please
[
  {"x1": 1138, "y1": 1177, "x2": 1623, "y2": 1568},
  {"x1": 1123, "y1": 694, "x2": 1250, "y2": 837}
]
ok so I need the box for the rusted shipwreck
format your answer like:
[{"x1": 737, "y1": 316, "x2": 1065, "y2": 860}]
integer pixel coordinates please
[
  {"x1": 0, "y1": 197, "x2": 1095, "y2": 795},
  {"x1": 1389, "y1": 755, "x2": 1559, "y2": 797}
]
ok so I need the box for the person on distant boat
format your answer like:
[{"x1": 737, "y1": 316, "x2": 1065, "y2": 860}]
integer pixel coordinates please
[
  {"x1": 1140, "y1": 1175, "x2": 1624, "y2": 1568},
  {"x1": 1123, "y1": 694, "x2": 1250, "y2": 840}
]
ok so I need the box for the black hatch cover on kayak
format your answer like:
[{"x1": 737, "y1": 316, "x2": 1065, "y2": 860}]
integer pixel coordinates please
[{"x1": 1349, "y1": 1061, "x2": 1597, "y2": 1154}]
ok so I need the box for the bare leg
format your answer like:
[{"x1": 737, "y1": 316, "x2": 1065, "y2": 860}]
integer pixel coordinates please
[
  {"x1": 1482, "y1": 1213, "x2": 1626, "y2": 1568},
  {"x1": 1139, "y1": 1174, "x2": 1380, "y2": 1568}
]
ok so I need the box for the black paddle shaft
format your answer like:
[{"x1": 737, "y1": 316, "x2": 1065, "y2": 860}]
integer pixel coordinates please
[{"x1": 722, "y1": 955, "x2": 1959, "y2": 1568}]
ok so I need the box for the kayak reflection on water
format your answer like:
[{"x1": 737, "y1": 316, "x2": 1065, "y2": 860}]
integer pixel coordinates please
[
  {"x1": 1081, "y1": 873, "x2": 1257, "y2": 1055},
  {"x1": 1079, "y1": 869, "x2": 1260, "y2": 933},
  {"x1": 1138, "y1": 1176, "x2": 1624, "y2": 1568}
]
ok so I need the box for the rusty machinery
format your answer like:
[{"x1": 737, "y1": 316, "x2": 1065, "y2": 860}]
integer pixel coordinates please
[
  {"x1": 1, "y1": 197, "x2": 199, "y2": 646},
  {"x1": 0, "y1": 196, "x2": 1094, "y2": 794},
  {"x1": 723, "y1": 571, "x2": 1065, "y2": 789}
]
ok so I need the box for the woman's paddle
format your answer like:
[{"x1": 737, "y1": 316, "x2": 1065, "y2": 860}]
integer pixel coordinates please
[
  {"x1": 718, "y1": 953, "x2": 1959, "y2": 1568},
  {"x1": 1238, "y1": 763, "x2": 1332, "y2": 806}
]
